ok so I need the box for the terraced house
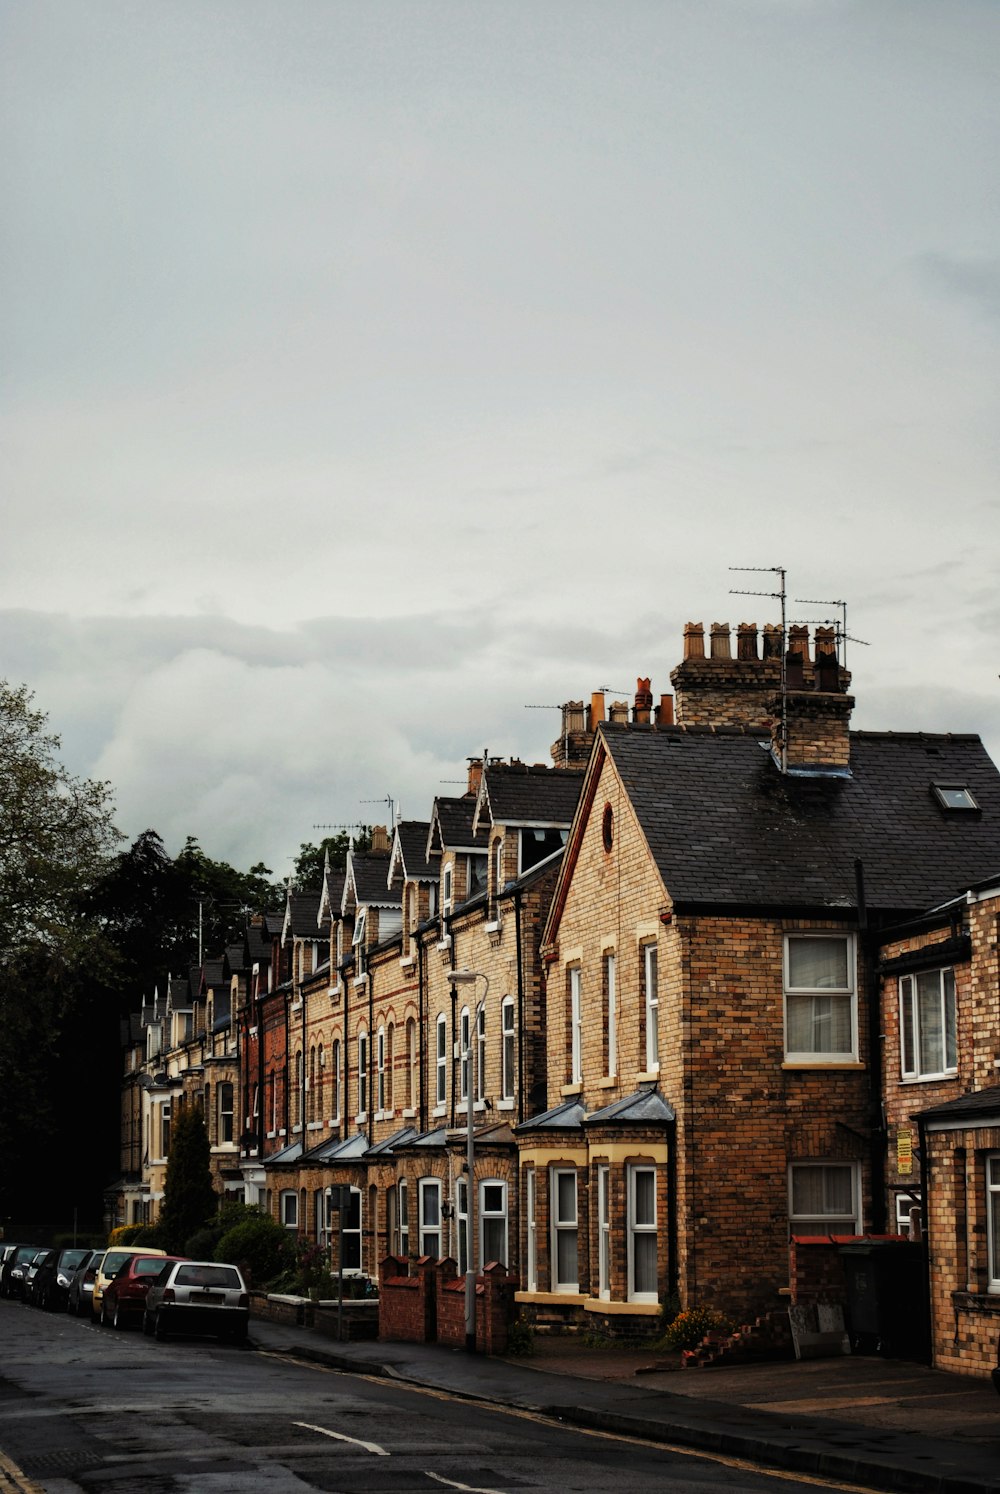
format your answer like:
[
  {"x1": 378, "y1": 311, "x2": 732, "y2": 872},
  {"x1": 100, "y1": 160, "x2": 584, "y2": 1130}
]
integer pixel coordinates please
[{"x1": 113, "y1": 621, "x2": 1000, "y2": 1372}]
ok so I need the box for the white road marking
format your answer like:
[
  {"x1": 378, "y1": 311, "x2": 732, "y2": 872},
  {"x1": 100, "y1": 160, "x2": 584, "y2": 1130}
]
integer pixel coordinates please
[
  {"x1": 292, "y1": 1419, "x2": 389, "y2": 1456},
  {"x1": 427, "y1": 1474, "x2": 507, "y2": 1494}
]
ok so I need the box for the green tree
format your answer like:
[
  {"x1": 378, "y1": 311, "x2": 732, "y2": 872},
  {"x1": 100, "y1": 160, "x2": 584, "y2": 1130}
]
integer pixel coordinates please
[
  {"x1": 292, "y1": 829, "x2": 371, "y2": 891},
  {"x1": 156, "y1": 1103, "x2": 218, "y2": 1253},
  {"x1": 0, "y1": 681, "x2": 119, "y2": 1228}
]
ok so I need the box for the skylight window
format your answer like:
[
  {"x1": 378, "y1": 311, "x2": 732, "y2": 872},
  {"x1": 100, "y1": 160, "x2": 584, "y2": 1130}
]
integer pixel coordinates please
[{"x1": 931, "y1": 784, "x2": 979, "y2": 812}]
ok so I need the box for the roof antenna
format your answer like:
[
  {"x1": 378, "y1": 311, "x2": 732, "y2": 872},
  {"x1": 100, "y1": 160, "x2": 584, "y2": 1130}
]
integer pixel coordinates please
[{"x1": 729, "y1": 564, "x2": 787, "y2": 773}]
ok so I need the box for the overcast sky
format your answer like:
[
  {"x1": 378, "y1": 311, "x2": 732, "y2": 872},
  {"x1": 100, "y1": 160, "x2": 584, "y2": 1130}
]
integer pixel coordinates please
[{"x1": 2, "y1": 1, "x2": 998, "y2": 876}]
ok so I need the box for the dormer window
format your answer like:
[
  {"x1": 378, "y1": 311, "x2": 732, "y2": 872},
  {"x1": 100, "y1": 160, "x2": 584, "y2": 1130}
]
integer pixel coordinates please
[
  {"x1": 931, "y1": 783, "x2": 979, "y2": 812},
  {"x1": 519, "y1": 827, "x2": 568, "y2": 875},
  {"x1": 442, "y1": 863, "x2": 453, "y2": 917}
]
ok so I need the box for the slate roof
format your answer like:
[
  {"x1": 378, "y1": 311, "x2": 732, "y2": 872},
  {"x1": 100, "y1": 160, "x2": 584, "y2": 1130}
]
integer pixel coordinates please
[
  {"x1": 284, "y1": 892, "x2": 328, "y2": 940},
  {"x1": 305, "y1": 1131, "x2": 370, "y2": 1163},
  {"x1": 515, "y1": 1098, "x2": 586, "y2": 1133},
  {"x1": 584, "y1": 1087, "x2": 676, "y2": 1127},
  {"x1": 244, "y1": 921, "x2": 272, "y2": 965},
  {"x1": 602, "y1": 727, "x2": 1000, "y2": 918},
  {"x1": 390, "y1": 820, "x2": 435, "y2": 883},
  {"x1": 478, "y1": 763, "x2": 583, "y2": 830},
  {"x1": 916, "y1": 1084, "x2": 1000, "y2": 1126},
  {"x1": 345, "y1": 852, "x2": 399, "y2": 908},
  {"x1": 428, "y1": 796, "x2": 488, "y2": 856},
  {"x1": 365, "y1": 1126, "x2": 420, "y2": 1158}
]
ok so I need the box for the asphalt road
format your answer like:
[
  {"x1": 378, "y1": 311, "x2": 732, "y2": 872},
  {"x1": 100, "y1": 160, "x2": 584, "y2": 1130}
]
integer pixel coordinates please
[{"x1": 0, "y1": 1299, "x2": 878, "y2": 1494}]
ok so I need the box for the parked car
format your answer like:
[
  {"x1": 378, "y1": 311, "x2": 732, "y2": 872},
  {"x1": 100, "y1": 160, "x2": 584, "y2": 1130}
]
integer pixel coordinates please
[
  {"x1": 143, "y1": 1260, "x2": 250, "y2": 1343},
  {"x1": 0, "y1": 1245, "x2": 31, "y2": 1298},
  {"x1": 23, "y1": 1249, "x2": 57, "y2": 1304},
  {"x1": 4, "y1": 1246, "x2": 46, "y2": 1301},
  {"x1": 31, "y1": 1248, "x2": 94, "y2": 1311},
  {"x1": 101, "y1": 1254, "x2": 186, "y2": 1330},
  {"x1": 1, "y1": 1245, "x2": 40, "y2": 1299},
  {"x1": 91, "y1": 1247, "x2": 167, "y2": 1320},
  {"x1": 66, "y1": 1252, "x2": 102, "y2": 1317}
]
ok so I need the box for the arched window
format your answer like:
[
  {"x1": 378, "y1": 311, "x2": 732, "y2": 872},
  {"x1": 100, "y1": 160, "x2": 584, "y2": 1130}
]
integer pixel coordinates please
[
  {"x1": 331, "y1": 1039, "x2": 341, "y2": 1122},
  {"x1": 406, "y1": 1017, "x2": 417, "y2": 1110},
  {"x1": 435, "y1": 1014, "x2": 447, "y2": 1107},
  {"x1": 316, "y1": 1043, "x2": 325, "y2": 1120},
  {"x1": 386, "y1": 1023, "x2": 394, "y2": 1111},
  {"x1": 308, "y1": 1046, "x2": 316, "y2": 1122},
  {"x1": 377, "y1": 1024, "x2": 386, "y2": 1113},
  {"x1": 357, "y1": 1030, "x2": 368, "y2": 1118}
]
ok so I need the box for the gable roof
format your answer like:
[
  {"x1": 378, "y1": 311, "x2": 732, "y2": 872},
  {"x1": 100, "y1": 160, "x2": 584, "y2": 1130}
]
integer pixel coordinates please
[
  {"x1": 426, "y1": 795, "x2": 488, "y2": 858},
  {"x1": 474, "y1": 761, "x2": 583, "y2": 834},
  {"x1": 282, "y1": 891, "x2": 329, "y2": 944},
  {"x1": 342, "y1": 850, "x2": 399, "y2": 911},
  {"x1": 551, "y1": 725, "x2": 1000, "y2": 935},
  {"x1": 389, "y1": 820, "x2": 435, "y2": 885}
]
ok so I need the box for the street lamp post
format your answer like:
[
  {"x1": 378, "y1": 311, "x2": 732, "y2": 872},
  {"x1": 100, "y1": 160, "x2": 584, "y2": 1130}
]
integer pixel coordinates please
[{"x1": 448, "y1": 968, "x2": 488, "y2": 1353}]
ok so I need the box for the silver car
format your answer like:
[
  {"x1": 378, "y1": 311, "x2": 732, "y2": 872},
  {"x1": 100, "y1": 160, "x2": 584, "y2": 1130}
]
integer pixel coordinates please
[{"x1": 142, "y1": 1260, "x2": 250, "y2": 1344}]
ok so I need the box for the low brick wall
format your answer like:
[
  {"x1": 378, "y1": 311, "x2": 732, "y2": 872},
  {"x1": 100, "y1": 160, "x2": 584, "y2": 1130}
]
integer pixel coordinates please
[
  {"x1": 251, "y1": 1291, "x2": 379, "y2": 1340},
  {"x1": 378, "y1": 1255, "x2": 436, "y2": 1343}
]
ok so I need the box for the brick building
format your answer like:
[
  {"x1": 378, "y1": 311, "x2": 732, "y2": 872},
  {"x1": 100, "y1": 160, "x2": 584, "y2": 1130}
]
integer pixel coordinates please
[
  {"x1": 520, "y1": 622, "x2": 1000, "y2": 1337},
  {"x1": 878, "y1": 874, "x2": 1000, "y2": 1377}
]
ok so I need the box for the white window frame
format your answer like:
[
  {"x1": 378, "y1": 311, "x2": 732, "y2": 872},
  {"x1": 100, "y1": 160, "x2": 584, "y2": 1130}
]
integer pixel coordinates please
[
  {"x1": 988, "y1": 1156, "x2": 1000, "y2": 1294},
  {"x1": 627, "y1": 1164, "x2": 658, "y2": 1303},
  {"x1": 899, "y1": 969, "x2": 957, "y2": 1080},
  {"x1": 331, "y1": 1039, "x2": 341, "y2": 1121},
  {"x1": 597, "y1": 1164, "x2": 611, "y2": 1300},
  {"x1": 783, "y1": 933, "x2": 857, "y2": 1063},
  {"x1": 501, "y1": 997, "x2": 515, "y2": 1101},
  {"x1": 281, "y1": 1190, "x2": 299, "y2": 1229},
  {"x1": 419, "y1": 1177, "x2": 442, "y2": 1258},
  {"x1": 398, "y1": 1177, "x2": 409, "y2": 1256},
  {"x1": 643, "y1": 944, "x2": 659, "y2": 1072},
  {"x1": 480, "y1": 1179, "x2": 508, "y2": 1267},
  {"x1": 459, "y1": 1005, "x2": 471, "y2": 1105},
  {"x1": 476, "y1": 1006, "x2": 486, "y2": 1104},
  {"x1": 435, "y1": 1014, "x2": 447, "y2": 1107},
  {"x1": 377, "y1": 1024, "x2": 386, "y2": 1113},
  {"x1": 341, "y1": 1185, "x2": 362, "y2": 1273},
  {"x1": 456, "y1": 1175, "x2": 469, "y2": 1274},
  {"x1": 218, "y1": 1081, "x2": 234, "y2": 1145},
  {"x1": 551, "y1": 1168, "x2": 580, "y2": 1293},
  {"x1": 160, "y1": 1101, "x2": 171, "y2": 1158},
  {"x1": 788, "y1": 1162, "x2": 861, "y2": 1235},
  {"x1": 526, "y1": 1168, "x2": 537, "y2": 1292},
  {"x1": 569, "y1": 967, "x2": 583, "y2": 1084},
  {"x1": 442, "y1": 863, "x2": 453, "y2": 917},
  {"x1": 357, "y1": 1030, "x2": 368, "y2": 1119}
]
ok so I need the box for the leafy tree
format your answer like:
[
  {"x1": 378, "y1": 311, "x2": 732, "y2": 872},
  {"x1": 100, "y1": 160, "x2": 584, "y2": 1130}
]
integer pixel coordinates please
[
  {"x1": 215, "y1": 1212, "x2": 294, "y2": 1287},
  {"x1": 0, "y1": 681, "x2": 119, "y2": 1229},
  {"x1": 293, "y1": 829, "x2": 371, "y2": 891},
  {"x1": 173, "y1": 837, "x2": 281, "y2": 950},
  {"x1": 156, "y1": 1103, "x2": 217, "y2": 1253}
]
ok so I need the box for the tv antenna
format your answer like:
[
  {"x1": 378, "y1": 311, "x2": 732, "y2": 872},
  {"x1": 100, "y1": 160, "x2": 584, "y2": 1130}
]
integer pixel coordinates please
[
  {"x1": 729, "y1": 565, "x2": 787, "y2": 773},
  {"x1": 793, "y1": 597, "x2": 869, "y2": 671}
]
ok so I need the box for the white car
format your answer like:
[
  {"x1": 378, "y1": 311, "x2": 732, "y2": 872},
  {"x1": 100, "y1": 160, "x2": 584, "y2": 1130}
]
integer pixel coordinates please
[{"x1": 142, "y1": 1260, "x2": 250, "y2": 1343}]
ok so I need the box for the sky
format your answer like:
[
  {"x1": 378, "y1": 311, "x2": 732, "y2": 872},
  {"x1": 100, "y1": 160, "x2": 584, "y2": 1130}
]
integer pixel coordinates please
[{"x1": 2, "y1": 0, "x2": 998, "y2": 877}]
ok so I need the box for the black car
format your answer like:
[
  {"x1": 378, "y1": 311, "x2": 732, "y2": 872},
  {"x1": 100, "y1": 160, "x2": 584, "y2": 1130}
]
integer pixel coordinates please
[
  {"x1": 2, "y1": 1245, "x2": 44, "y2": 1301},
  {"x1": 31, "y1": 1248, "x2": 94, "y2": 1311},
  {"x1": 66, "y1": 1252, "x2": 102, "y2": 1317}
]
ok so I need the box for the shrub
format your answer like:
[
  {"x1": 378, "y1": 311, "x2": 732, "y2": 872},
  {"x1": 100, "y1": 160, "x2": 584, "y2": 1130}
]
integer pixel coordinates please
[
  {"x1": 109, "y1": 1223, "x2": 162, "y2": 1248},
  {"x1": 657, "y1": 1305, "x2": 734, "y2": 1353},
  {"x1": 214, "y1": 1214, "x2": 293, "y2": 1287},
  {"x1": 506, "y1": 1315, "x2": 535, "y2": 1356}
]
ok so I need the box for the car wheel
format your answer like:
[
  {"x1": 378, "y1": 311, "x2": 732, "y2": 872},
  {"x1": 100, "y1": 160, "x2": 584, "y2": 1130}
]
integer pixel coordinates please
[
  {"x1": 112, "y1": 1303, "x2": 124, "y2": 1330},
  {"x1": 142, "y1": 1312, "x2": 154, "y2": 1337},
  {"x1": 153, "y1": 1312, "x2": 169, "y2": 1342},
  {"x1": 100, "y1": 1301, "x2": 110, "y2": 1327}
]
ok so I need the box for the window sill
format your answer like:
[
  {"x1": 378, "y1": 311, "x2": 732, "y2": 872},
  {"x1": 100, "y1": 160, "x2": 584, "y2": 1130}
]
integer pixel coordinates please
[
  {"x1": 782, "y1": 1061, "x2": 865, "y2": 1071},
  {"x1": 328, "y1": 987, "x2": 341, "y2": 1001},
  {"x1": 278, "y1": 1128, "x2": 287, "y2": 1137},
  {"x1": 432, "y1": 1103, "x2": 447, "y2": 1118},
  {"x1": 266, "y1": 1131, "x2": 276, "y2": 1140},
  {"x1": 402, "y1": 1107, "x2": 416, "y2": 1119},
  {"x1": 328, "y1": 1118, "x2": 340, "y2": 1127},
  {"x1": 355, "y1": 1113, "x2": 367, "y2": 1125},
  {"x1": 497, "y1": 1099, "x2": 515, "y2": 1112},
  {"x1": 484, "y1": 920, "x2": 501, "y2": 935},
  {"x1": 900, "y1": 1072, "x2": 958, "y2": 1084},
  {"x1": 561, "y1": 1083, "x2": 583, "y2": 1097},
  {"x1": 636, "y1": 1069, "x2": 659, "y2": 1082},
  {"x1": 583, "y1": 1297, "x2": 661, "y2": 1316},
  {"x1": 307, "y1": 1122, "x2": 323, "y2": 1131},
  {"x1": 290, "y1": 1001, "x2": 303, "y2": 1013},
  {"x1": 515, "y1": 1290, "x2": 581, "y2": 1305},
  {"x1": 352, "y1": 976, "x2": 367, "y2": 989},
  {"x1": 292, "y1": 1124, "x2": 302, "y2": 1134},
  {"x1": 596, "y1": 1077, "x2": 618, "y2": 1089},
  {"x1": 399, "y1": 956, "x2": 416, "y2": 972}
]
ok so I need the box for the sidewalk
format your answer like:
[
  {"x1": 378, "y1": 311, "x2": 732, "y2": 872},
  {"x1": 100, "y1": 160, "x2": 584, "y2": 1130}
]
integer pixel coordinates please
[{"x1": 247, "y1": 1317, "x2": 1000, "y2": 1494}]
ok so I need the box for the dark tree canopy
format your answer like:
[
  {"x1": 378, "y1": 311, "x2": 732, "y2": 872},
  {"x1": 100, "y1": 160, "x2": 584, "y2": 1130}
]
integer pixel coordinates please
[
  {"x1": 156, "y1": 1103, "x2": 218, "y2": 1254},
  {"x1": 293, "y1": 829, "x2": 371, "y2": 891}
]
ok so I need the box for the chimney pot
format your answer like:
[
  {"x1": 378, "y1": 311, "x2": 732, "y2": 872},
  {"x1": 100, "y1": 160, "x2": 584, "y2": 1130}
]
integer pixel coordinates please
[
  {"x1": 762, "y1": 624, "x2": 784, "y2": 660},
  {"x1": 609, "y1": 699, "x2": 629, "y2": 724},
  {"x1": 634, "y1": 677, "x2": 653, "y2": 725},
  {"x1": 709, "y1": 623, "x2": 732, "y2": 659},
  {"x1": 590, "y1": 691, "x2": 606, "y2": 728},
  {"x1": 788, "y1": 625, "x2": 810, "y2": 666},
  {"x1": 657, "y1": 693, "x2": 675, "y2": 726},
  {"x1": 736, "y1": 622, "x2": 759, "y2": 661},
  {"x1": 683, "y1": 622, "x2": 705, "y2": 660}
]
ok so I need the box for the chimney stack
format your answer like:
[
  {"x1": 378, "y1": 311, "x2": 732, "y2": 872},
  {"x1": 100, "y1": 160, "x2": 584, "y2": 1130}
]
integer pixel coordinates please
[
  {"x1": 633, "y1": 677, "x2": 653, "y2": 725},
  {"x1": 551, "y1": 700, "x2": 594, "y2": 768}
]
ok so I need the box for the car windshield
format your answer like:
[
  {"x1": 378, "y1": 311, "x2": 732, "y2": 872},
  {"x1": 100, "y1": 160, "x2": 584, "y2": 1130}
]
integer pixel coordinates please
[
  {"x1": 59, "y1": 1250, "x2": 90, "y2": 1270},
  {"x1": 173, "y1": 1265, "x2": 242, "y2": 1289},
  {"x1": 134, "y1": 1258, "x2": 169, "y2": 1277}
]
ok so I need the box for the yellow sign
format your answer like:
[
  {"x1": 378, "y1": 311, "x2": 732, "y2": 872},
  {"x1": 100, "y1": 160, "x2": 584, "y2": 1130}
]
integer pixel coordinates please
[{"x1": 897, "y1": 1129, "x2": 913, "y2": 1176}]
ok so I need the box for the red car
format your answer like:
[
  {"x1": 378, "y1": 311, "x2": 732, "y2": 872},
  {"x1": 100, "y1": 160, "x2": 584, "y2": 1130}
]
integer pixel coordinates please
[{"x1": 100, "y1": 1254, "x2": 186, "y2": 1330}]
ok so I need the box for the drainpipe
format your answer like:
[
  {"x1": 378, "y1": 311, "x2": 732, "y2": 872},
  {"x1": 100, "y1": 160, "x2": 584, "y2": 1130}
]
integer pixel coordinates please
[
  {"x1": 368, "y1": 949, "x2": 374, "y2": 1127},
  {"x1": 449, "y1": 970, "x2": 458, "y2": 1130},
  {"x1": 283, "y1": 982, "x2": 290, "y2": 1138},
  {"x1": 856, "y1": 858, "x2": 886, "y2": 1232},
  {"x1": 418, "y1": 933, "x2": 427, "y2": 1134},
  {"x1": 300, "y1": 962, "x2": 307, "y2": 1136},
  {"x1": 513, "y1": 887, "x2": 526, "y2": 1125},
  {"x1": 256, "y1": 984, "x2": 265, "y2": 1156},
  {"x1": 916, "y1": 1112, "x2": 933, "y2": 1363},
  {"x1": 667, "y1": 1114, "x2": 679, "y2": 1300}
]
